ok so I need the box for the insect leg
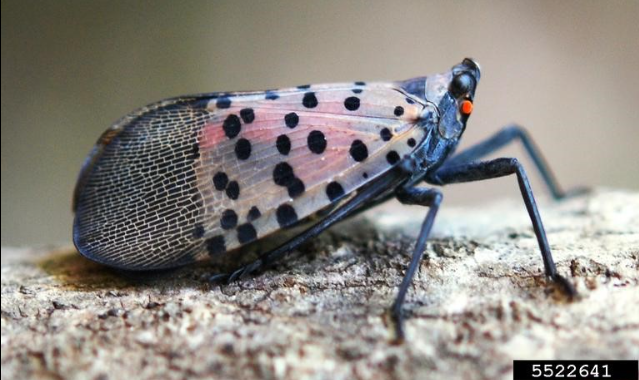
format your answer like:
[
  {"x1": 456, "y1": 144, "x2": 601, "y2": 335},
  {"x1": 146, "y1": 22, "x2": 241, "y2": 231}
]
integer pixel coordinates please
[
  {"x1": 440, "y1": 125, "x2": 584, "y2": 199},
  {"x1": 211, "y1": 170, "x2": 408, "y2": 283},
  {"x1": 433, "y1": 157, "x2": 577, "y2": 297},
  {"x1": 390, "y1": 186, "x2": 442, "y2": 342}
]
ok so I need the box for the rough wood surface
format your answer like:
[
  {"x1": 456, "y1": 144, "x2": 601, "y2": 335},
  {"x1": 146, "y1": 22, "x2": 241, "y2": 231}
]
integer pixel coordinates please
[{"x1": 2, "y1": 189, "x2": 638, "y2": 380}]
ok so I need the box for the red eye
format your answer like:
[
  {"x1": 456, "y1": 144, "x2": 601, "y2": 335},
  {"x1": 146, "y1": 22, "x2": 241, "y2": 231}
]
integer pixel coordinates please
[{"x1": 460, "y1": 100, "x2": 473, "y2": 116}]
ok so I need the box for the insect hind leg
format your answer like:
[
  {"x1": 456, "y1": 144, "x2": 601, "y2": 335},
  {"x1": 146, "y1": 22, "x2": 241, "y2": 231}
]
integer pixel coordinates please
[
  {"x1": 432, "y1": 157, "x2": 577, "y2": 297},
  {"x1": 389, "y1": 186, "x2": 443, "y2": 343},
  {"x1": 438, "y1": 125, "x2": 586, "y2": 200}
]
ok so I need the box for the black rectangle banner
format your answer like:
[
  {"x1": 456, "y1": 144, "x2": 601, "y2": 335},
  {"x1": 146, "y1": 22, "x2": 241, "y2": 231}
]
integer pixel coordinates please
[{"x1": 513, "y1": 360, "x2": 638, "y2": 380}]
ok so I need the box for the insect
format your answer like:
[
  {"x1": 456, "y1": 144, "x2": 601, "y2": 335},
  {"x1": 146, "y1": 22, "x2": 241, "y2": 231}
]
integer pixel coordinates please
[{"x1": 73, "y1": 58, "x2": 577, "y2": 340}]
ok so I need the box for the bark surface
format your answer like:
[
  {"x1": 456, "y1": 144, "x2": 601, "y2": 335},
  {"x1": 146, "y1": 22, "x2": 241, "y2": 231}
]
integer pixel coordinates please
[{"x1": 2, "y1": 189, "x2": 638, "y2": 380}]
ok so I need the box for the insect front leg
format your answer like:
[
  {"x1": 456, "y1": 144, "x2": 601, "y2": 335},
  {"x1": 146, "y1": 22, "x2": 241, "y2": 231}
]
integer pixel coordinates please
[
  {"x1": 438, "y1": 125, "x2": 586, "y2": 199},
  {"x1": 432, "y1": 157, "x2": 577, "y2": 297},
  {"x1": 389, "y1": 186, "x2": 443, "y2": 343}
]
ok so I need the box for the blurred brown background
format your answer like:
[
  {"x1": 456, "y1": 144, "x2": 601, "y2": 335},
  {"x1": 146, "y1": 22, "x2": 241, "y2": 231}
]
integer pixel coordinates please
[{"x1": 2, "y1": 1, "x2": 638, "y2": 246}]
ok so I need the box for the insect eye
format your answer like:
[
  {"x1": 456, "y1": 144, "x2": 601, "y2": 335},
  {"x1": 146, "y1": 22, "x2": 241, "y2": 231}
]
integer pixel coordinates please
[
  {"x1": 450, "y1": 73, "x2": 473, "y2": 98},
  {"x1": 460, "y1": 100, "x2": 473, "y2": 116}
]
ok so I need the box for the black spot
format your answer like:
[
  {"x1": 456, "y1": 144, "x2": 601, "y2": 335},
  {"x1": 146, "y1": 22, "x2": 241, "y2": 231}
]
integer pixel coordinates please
[
  {"x1": 297, "y1": 84, "x2": 310, "y2": 89},
  {"x1": 344, "y1": 96, "x2": 360, "y2": 111},
  {"x1": 206, "y1": 235, "x2": 226, "y2": 255},
  {"x1": 234, "y1": 138, "x2": 252, "y2": 160},
  {"x1": 273, "y1": 162, "x2": 295, "y2": 187},
  {"x1": 213, "y1": 172, "x2": 229, "y2": 190},
  {"x1": 387, "y1": 151, "x2": 400, "y2": 165},
  {"x1": 237, "y1": 223, "x2": 257, "y2": 244},
  {"x1": 284, "y1": 112, "x2": 299, "y2": 128},
  {"x1": 407, "y1": 138, "x2": 416, "y2": 147},
  {"x1": 191, "y1": 143, "x2": 200, "y2": 160},
  {"x1": 265, "y1": 91, "x2": 279, "y2": 100},
  {"x1": 307, "y1": 130, "x2": 327, "y2": 154},
  {"x1": 302, "y1": 92, "x2": 318, "y2": 108},
  {"x1": 380, "y1": 128, "x2": 392, "y2": 141},
  {"x1": 349, "y1": 140, "x2": 368, "y2": 162},
  {"x1": 394, "y1": 106, "x2": 404, "y2": 117},
  {"x1": 216, "y1": 97, "x2": 231, "y2": 109},
  {"x1": 247, "y1": 206, "x2": 261, "y2": 221},
  {"x1": 273, "y1": 162, "x2": 305, "y2": 198},
  {"x1": 223, "y1": 114, "x2": 241, "y2": 139},
  {"x1": 287, "y1": 178, "x2": 305, "y2": 198},
  {"x1": 405, "y1": 97, "x2": 415, "y2": 104},
  {"x1": 354, "y1": 81, "x2": 366, "y2": 86},
  {"x1": 220, "y1": 209, "x2": 238, "y2": 230},
  {"x1": 193, "y1": 98, "x2": 212, "y2": 109},
  {"x1": 226, "y1": 181, "x2": 240, "y2": 200},
  {"x1": 326, "y1": 181, "x2": 345, "y2": 201},
  {"x1": 276, "y1": 134, "x2": 291, "y2": 155},
  {"x1": 193, "y1": 223, "x2": 205, "y2": 238},
  {"x1": 240, "y1": 108, "x2": 255, "y2": 123},
  {"x1": 352, "y1": 89, "x2": 363, "y2": 94},
  {"x1": 362, "y1": 172, "x2": 369, "y2": 179},
  {"x1": 276, "y1": 204, "x2": 298, "y2": 227}
]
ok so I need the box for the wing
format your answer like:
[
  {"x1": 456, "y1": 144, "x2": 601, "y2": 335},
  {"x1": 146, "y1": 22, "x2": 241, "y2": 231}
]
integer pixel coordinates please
[{"x1": 73, "y1": 81, "x2": 428, "y2": 270}]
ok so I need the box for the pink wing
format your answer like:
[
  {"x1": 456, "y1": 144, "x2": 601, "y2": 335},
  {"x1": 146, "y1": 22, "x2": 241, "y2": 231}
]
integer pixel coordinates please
[{"x1": 196, "y1": 82, "x2": 427, "y2": 255}]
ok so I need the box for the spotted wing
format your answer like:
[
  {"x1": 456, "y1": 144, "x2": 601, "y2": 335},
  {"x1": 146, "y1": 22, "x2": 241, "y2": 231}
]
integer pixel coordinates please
[{"x1": 73, "y1": 82, "x2": 427, "y2": 270}]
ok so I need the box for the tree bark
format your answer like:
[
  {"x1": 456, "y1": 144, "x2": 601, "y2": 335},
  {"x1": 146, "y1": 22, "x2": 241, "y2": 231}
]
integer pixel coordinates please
[{"x1": 2, "y1": 189, "x2": 638, "y2": 380}]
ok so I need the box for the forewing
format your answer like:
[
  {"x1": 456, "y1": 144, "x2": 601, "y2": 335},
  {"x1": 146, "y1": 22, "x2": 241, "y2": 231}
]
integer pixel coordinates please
[{"x1": 73, "y1": 82, "x2": 427, "y2": 270}]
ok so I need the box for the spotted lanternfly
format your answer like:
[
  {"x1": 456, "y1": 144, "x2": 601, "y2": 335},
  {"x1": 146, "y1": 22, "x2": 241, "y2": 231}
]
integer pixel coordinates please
[{"x1": 73, "y1": 58, "x2": 578, "y2": 340}]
